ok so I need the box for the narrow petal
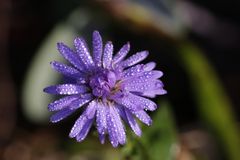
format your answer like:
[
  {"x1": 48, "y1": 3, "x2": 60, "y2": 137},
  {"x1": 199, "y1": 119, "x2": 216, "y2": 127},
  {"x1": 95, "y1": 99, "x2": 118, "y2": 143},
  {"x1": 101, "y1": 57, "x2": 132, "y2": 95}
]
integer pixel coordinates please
[
  {"x1": 57, "y1": 42, "x2": 85, "y2": 71},
  {"x1": 76, "y1": 118, "x2": 94, "y2": 142},
  {"x1": 103, "y1": 41, "x2": 113, "y2": 69},
  {"x1": 107, "y1": 71, "x2": 116, "y2": 88},
  {"x1": 50, "y1": 61, "x2": 84, "y2": 78},
  {"x1": 50, "y1": 108, "x2": 75, "y2": 123},
  {"x1": 84, "y1": 100, "x2": 97, "y2": 119},
  {"x1": 69, "y1": 100, "x2": 96, "y2": 138},
  {"x1": 125, "y1": 108, "x2": 142, "y2": 136},
  {"x1": 96, "y1": 102, "x2": 107, "y2": 138},
  {"x1": 115, "y1": 105, "x2": 141, "y2": 136},
  {"x1": 122, "y1": 79, "x2": 165, "y2": 97},
  {"x1": 132, "y1": 110, "x2": 152, "y2": 126},
  {"x1": 69, "y1": 114, "x2": 88, "y2": 138},
  {"x1": 143, "y1": 62, "x2": 156, "y2": 71},
  {"x1": 74, "y1": 37, "x2": 94, "y2": 69},
  {"x1": 106, "y1": 107, "x2": 118, "y2": 147},
  {"x1": 69, "y1": 94, "x2": 93, "y2": 110},
  {"x1": 112, "y1": 42, "x2": 130, "y2": 64},
  {"x1": 111, "y1": 106, "x2": 126, "y2": 145},
  {"x1": 119, "y1": 51, "x2": 149, "y2": 68},
  {"x1": 48, "y1": 95, "x2": 79, "y2": 111},
  {"x1": 92, "y1": 31, "x2": 103, "y2": 67},
  {"x1": 115, "y1": 104, "x2": 127, "y2": 122},
  {"x1": 99, "y1": 134, "x2": 106, "y2": 144},
  {"x1": 43, "y1": 84, "x2": 89, "y2": 95},
  {"x1": 107, "y1": 106, "x2": 126, "y2": 147},
  {"x1": 114, "y1": 93, "x2": 143, "y2": 111},
  {"x1": 141, "y1": 89, "x2": 167, "y2": 98},
  {"x1": 122, "y1": 62, "x2": 156, "y2": 79},
  {"x1": 127, "y1": 93, "x2": 157, "y2": 111}
]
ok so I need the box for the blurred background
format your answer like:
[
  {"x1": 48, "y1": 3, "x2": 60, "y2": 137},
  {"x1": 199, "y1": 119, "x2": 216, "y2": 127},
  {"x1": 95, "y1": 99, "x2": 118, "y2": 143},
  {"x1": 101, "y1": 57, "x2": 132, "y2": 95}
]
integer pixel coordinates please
[{"x1": 0, "y1": 0, "x2": 240, "y2": 159}]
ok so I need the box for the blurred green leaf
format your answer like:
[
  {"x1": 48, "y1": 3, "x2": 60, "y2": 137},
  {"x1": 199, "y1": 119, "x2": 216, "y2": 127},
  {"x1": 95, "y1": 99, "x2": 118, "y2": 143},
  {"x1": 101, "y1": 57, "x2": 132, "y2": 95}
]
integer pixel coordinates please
[
  {"x1": 122, "y1": 101, "x2": 178, "y2": 160},
  {"x1": 178, "y1": 42, "x2": 240, "y2": 160}
]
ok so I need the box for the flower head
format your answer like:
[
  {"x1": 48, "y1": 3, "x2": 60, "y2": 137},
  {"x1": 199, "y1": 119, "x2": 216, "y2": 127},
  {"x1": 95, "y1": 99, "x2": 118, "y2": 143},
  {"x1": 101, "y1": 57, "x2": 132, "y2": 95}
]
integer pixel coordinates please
[{"x1": 43, "y1": 31, "x2": 166, "y2": 147}]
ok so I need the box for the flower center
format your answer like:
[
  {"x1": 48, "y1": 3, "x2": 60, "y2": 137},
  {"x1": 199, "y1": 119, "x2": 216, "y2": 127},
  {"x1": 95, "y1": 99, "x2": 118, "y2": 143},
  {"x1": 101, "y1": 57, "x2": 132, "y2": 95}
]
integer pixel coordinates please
[{"x1": 89, "y1": 69, "x2": 117, "y2": 99}]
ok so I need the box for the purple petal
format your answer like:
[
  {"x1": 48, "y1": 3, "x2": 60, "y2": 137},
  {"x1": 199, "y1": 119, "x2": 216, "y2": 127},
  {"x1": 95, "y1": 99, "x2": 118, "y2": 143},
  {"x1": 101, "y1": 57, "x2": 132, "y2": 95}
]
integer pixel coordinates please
[
  {"x1": 114, "y1": 104, "x2": 127, "y2": 122},
  {"x1": 119, "y1": 51, "x2": 149, "y2": 68},
  {"x1": 132, "y1": 110, "x2": 152, "y2": 126},
  {"x1": 125, "y1": 108, "x2": 142, "y2": 136},
  {"x1": 99, "y1": 134, "x2": 106, "y2": 144},
  {"x1": 144, "y1": 62, "x2": 156, "y2": 71},
  {"x1": 43, "y1": 84, "x2": 89, "y2": 95},
  {"x1": 50, "y1": 61, "x2": 84, "y2": 78},
  {"x1": 92, "y1": 31, "x2": 103, "y2": 67},
  {"x1": 76, "y1": 118, "x2": 94, "y2": 142},
  {"x1": 122, "y1": 62, "x2": 156, "y2": 79},
  {"x1": 57, "y1": 42, "x2": 85, "y2": 71},
  {"x1": 107, "y1": 106, "x2": 126, "y2": 147},
  {"x1": 106, "y1": 107, "x2": 118, "y2": 147},
  {"x1": 103, "y1": 41, "x2": 113, "y2": 69},
  {"x1": 84, "y1": 100, "x2": 97, "y2": 119},
  {"x1": 126, "y1": 93, "x2": 157, "y2": 111},
  {"x1": 107, "y1": 71, "x2": 116, "y2": 88},
  {"x1": 112, "y1": 42, "x2": 130, "y2": 64},
  {"x1": 123, "y1": 71, "x2": 163, "y2": 83},
  {"x1": 141, "y1": 89, "x2": 167, "y2": 98},
  {"x1": 48, "y1": 95, "x2": 79, "y2": 111},
  {"x1": 114, "y1": 93, "x2": 143, "y2": 111},
  {"x1": 50, "y1": 108, "x2": 75, "y2": 123},
  {"x1": 74, "y1": 37, "x2": 94, "y2": 69},
  {"x1": 69, "y1": 94, "x2": 93, "y2": 110},
  {"x1": 122, "y1": 79, "x2": 165, "y2": 97},
  {"x1": 69, "y1": 114, "x2": 88, "y2": 138},
  {"x1": 115, "y1": 105, "x2": 141, "y2": 136},
  {"x1": 96, "y1": 102, "x2": 107, "y2": 138}
]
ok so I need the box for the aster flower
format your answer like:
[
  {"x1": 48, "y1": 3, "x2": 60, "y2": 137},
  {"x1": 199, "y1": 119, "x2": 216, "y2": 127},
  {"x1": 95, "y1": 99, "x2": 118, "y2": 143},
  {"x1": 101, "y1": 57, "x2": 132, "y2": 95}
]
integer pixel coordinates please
[{"x1": 43, "y1": 31, "x2": 166, "y2": 147}]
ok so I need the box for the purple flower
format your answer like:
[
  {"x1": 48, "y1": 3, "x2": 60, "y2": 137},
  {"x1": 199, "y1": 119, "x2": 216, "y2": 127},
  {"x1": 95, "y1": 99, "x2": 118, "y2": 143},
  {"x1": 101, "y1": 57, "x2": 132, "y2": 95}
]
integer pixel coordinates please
[{"x1": 43, "y1": 31, "x2": 166, "y2": 147}]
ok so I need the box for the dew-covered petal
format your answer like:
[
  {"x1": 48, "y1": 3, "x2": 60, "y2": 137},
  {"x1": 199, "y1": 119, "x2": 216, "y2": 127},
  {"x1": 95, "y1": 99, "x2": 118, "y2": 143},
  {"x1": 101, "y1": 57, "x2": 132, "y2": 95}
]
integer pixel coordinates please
[
  {"x1": 57, "y1": 42, "x2": 85, "y2": 71},
  {"x1": 112, "y1": 42, "x2": 130, "y2": 64},
  {"x1": 122, "y1": 62, "x2": 157, "y2": 79},
  {"x1": 103, "y1": 41, "x2": 113, "y2": 69},
  {"x1": 114, "y1": 105, "x2": 127, "y2": 122},
  {"x1": 119, "y1": 51, "x2": 149, "y2": 68},
  {"x1": 69, "y1": 114, "x2": 88, "y2": 138},
  {"x1": 114, "y1": 93, "x2": 143, "y2": 111},
  {"x1": 74, "y1": 37, "x2": 94, "y2": 69},
  {"x1": 124, "y1": 108, "x2": 142, "y2": 136},
  {"x1": 107, "y1": 106, "x2": 126, "y2": 147},
  {"x1": 123, "y1": 71, "x2": 163, "y2": 83},
  {"x1": 96, "y1": 102, "x2": 107, "y2": 138},
  {"x1": 76, "y1": 118, "x2": 94, "y2": 142},
  {"x1": 106, "y1": 107, "x2": 118, "y2": 147},
  {"x1": 125, "y1": 93, "x2": 157, "y2": 111},
  {"x1": 48, "y1": 95, "x2": 79, "y2": 111},
  {"x1": 132, "y1": 110, "x2": 152, "y2": 126},
  {"x1": 50, "y1": 61, "x2": 84, "y2": 78},
  {"x1": 107, "y1": 71, "x2": 116, "y2": 88},
  {"x1": 50, "y1": 108, "x2": 75, "y2": 123},
  {"x1": 122, "y1": 79, "x2": 164, "y2": 97},
  {"x1": 84, "y1": 100, "x2": 97, "y2": 119},
  {"x1": 141, "y1": 88, "x2": 167, "y2": 98},
  {"x1": 92, "y1": 31, "x2": 103, "y2": 67},
  {"x1": 69, "y1": 94, "x2": 93, "y2": 110},
  {"x1": 43, "y1": 84, "x2": 89, "y2": 95}
]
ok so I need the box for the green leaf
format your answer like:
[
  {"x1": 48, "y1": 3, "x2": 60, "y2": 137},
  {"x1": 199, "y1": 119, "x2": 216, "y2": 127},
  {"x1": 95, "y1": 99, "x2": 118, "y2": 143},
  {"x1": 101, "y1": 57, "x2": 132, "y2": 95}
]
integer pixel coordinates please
[
  {"x1": 122, "y1": 101, "x2": 178, "y2": 160},
  {"x1": 178, "y1": 42, "x2": 240, "y2": 160}
]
